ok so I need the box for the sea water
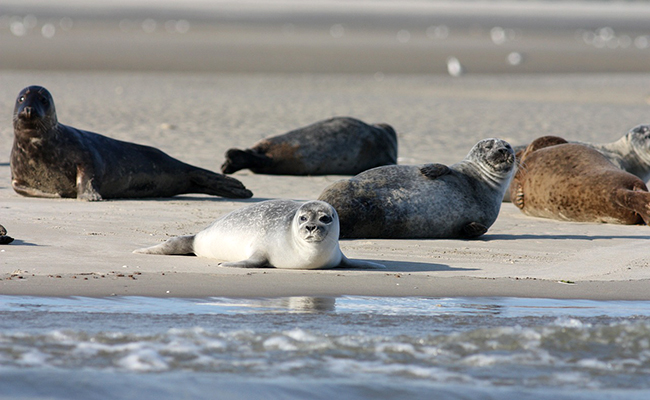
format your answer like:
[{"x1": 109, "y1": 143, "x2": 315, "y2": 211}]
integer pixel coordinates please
[{"x1": 1, "y1": 296, "x2": 650, "y2": 400}]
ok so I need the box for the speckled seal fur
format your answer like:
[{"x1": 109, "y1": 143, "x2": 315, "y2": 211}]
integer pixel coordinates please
[
  {"x1": 510, "y1": 136, "x2": 650, "y2": 225},
  {"x1": 133, "y1": 199, "x2": 384, "y2": 270},
  {"x1": 505, "y1": 125, "x2": 650, "y2": 202},
  {"x1": 221, "y1": 116, "x2": 398, "y2": 175},
  {"x1": 318, "y1": 138, "x2": 515, "y2": 239},
  {"x1": 11, "y1": 86, "x2": 252, "y2": 200}
]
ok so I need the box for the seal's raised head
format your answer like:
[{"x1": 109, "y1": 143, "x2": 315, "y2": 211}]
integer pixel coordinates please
[
  {"x1": 295, "y1": 200, "x2": 339, "y2": 243},
  {"x1": 468, "y1": 138, "x2": 515, "y2": 176},
  {"x1": 626, "y1": 125, "x2": 650, "y2": 154},
  {"x1": 13, "y1": 86, "x2": 57, "y2": 133}
]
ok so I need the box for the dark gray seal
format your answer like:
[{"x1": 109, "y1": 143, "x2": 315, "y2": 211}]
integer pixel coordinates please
[
  {"x1": 11, "y1": 86, "x2": 252, "y2": 200},
  {"x1": 221, "y1": 116, "x2": 398, "y2": 175},
  {"x1": 0, "y1": 224, "x2": 14, "y2": 245},
  {"x1": 134, "y1": 199, "x2": 385, "y2": 270},
  {"x1": 510, "y1": 136, "x2": 650, "y2": 225},
  {"x1": 318, "y1": 138, "x2": 515, "y2": 239}
]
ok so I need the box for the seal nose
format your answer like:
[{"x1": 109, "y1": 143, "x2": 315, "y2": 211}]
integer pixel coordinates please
[
  {"x1": 305, "y1": 225, "x2": 317, "y2": 233},
  {"x1": 21, "y1": 106, "x2": 33, "y2": 119}
]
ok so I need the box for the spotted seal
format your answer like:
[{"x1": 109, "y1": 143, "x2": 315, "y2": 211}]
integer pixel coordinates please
[
  {"x1": 11, "y1": 86, "x2": 252, "y2": 200},
  {"x1": 510, "y1": 136, "x2": 650, "y2": 224},
  {"x1": 505, "y1": 125, "x2": 650, "y2": 201},
  {"x1": 318, "y1": 138, "x2": 515, "y2": 238},
  {"x1": 221, "y1": 116, "x2": 398, "y2": 175},
  {"x1": 133, "y1": 199, "x2": 385, "y2": 270}
]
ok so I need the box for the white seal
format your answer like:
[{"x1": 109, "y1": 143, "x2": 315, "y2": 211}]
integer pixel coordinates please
[{"x1": 133, "y1": 199, "x2": 384, "y2": 270}]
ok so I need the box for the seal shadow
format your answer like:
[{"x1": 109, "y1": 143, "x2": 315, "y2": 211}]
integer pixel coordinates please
[
  {"x1": 1, "y1": 239, "x2": 38, "y2": 246},
  {"x1": 481, "y1": 233, "x2": 650, "y2": 241},
  {"x1": 338, "y1": 260, "x2": 477, "y2": 273}
]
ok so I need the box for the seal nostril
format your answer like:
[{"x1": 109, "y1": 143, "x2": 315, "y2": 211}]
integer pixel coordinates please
[
  {"x1": 306, "y1": 225, "x2": 316, "y2": 233},
  {"x1": 22, "y1": 106, "x2": 33, "y2": 118}
]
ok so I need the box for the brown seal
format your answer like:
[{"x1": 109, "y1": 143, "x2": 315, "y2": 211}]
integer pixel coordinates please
[
  {"x1": 11, "y1": 86, "x2": 252, "y2": 201},
  {"x1": 0, "y1": 224, "x2": 14, "y2": 245},
  {"x1": 510, "y1": 136, "x2": 650, "y2": 224},
  {"x1": 318, "y1": 138, "x2": 515, "y2": 239},
  {"x1": 221, "y1": 116, "x2": 398, "y2": 175}
]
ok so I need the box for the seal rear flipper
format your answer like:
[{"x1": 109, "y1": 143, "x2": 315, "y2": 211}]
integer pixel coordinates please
[
  {"x1": 221, "y1": 148, "x2": 273, "y2": 174},
  {"x1": 460, "y1": 222, "x2": 488, "y2": 239},
  {"x1": 189, "y1": 169, "x2": 253, "y2": 199},
  {"x1": 420, "y1": 163, "x2": 451, "y2": 180},
  {"x1": 133, "y1": 235, "x2": 195, "y2": 255},
  {"x1": 615, "y1": 187, "x2": 650, "y2": 225}
]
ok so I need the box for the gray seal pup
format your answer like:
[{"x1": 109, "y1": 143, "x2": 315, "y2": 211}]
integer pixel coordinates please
[
  {"x1": 505, "y1": 124, "x2": 650, "y2": 201},
  {"x1": 221, "y1": 116, "x2": 398, "y2": 175},
  {"x1": 0, "y1": 225, "x2": 14, "y2": 245},
  {"x1": 510, "y1": 136, "x2": 650, "y2": 225},
  {"x1": 133, "y1": 199, "x2": 385, "y2": 270},
  {"x1": 11, "y1": 86, "x2": 252, "y2": 201},
  {"x1": 318, "y1": 138, "x2": 515, "y2": 239}
]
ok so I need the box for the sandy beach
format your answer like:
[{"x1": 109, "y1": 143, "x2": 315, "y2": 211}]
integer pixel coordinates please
[{"x1": 2, "y1": 1, "x2": 650, "y2": 300}]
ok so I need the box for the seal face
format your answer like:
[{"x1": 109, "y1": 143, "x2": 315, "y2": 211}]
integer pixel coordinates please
[
  {"x1": 510, "y1": 136, "x2": 650, "y2": 225},
  {"x1": 318, "y1": 138, "x2": 515, "y2": 239},
  {"x1": 10, "y1": 86, "x2": 252, "y2": 200},
  {"x1": 133, "y1": 199, "x2": 384, "y2": 270},
  {"x1": 221, "y1": 116, "x2": 398, "y2": 175}
]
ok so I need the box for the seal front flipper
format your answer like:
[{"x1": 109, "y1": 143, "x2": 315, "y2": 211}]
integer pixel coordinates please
[
  {"x1": 420, "y1": 163, "x2": 451, "y2": 180},
  {"x1": 336, "y1": 255, "x2": 385, "y2": 269},
  {"x1": 76, "y1": 164, "x2": 103, "y2": 201},
  {"x1": 221, "y1": 148, "x2": 273, "y2": 174},
  {"x1": 218, "y1": 253, "x2": 269, "y2": 268},
  {"x1": 188, "y1": 168, "x2": 253, "y2": 199},
  {"x1": 460, "y1": 222, "x2": 488, "y2": 239},
  {"x1": 133, "y1": 235, "x2": 195, "y2": 255}
]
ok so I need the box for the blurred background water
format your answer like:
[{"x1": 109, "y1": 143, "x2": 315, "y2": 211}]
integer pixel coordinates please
[{"x1": 2, "y1": 0, "x2": 650, "y2": 74}]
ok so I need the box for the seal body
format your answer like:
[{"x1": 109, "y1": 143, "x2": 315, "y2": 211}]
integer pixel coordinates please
[
  {"x1": 510, "y1": 136, "x2": 650, "y2": 225},
  {"x1": 134, "y1": 199, "x2": 384, "y2": 270},
  {"x1": 221, "y1": 117, "x2": 398, "y2": 175},
  {"x1": 11, "y1": 86, "x2": 252, "y2": 200},
  {"x1": 318, "y1": 138, "x2": 515, "y2": 239}
]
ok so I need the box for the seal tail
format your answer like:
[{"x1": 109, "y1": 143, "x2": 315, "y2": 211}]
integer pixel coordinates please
[
  {"x1": 188, "y1": 169, "x2": 253, "y2": 199},
  {"x1": 133, "y1": 235, "x2": 196, "y2": 255},
  {"x1": 221, "y1": 148, "x2": 273, "y2": 174}
]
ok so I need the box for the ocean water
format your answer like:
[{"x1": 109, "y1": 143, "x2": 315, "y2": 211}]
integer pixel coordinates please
[{"x1": 1, "y1": 296, "x2": 650, "y2": 399}]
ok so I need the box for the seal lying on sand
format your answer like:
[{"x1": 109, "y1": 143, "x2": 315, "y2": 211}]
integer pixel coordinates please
[
  {"x1": 134, "y1": 199, "x2": 385, "y2": 270},
  {"x1": 510, "y1": 136, "x2": 650, "y2": 225},
  {"x1": 11, "y1": 86, "x2": 252, "y2": 200},
  {"x1": 221, "y1": 116, "x2": 398, "y2": 175},
  {"x1": 505, "y1": 125, "x2": 650, "y2": 201},
  {"x1": 0, "y1": 225, "x2": 14, "y2": 245},
  {"x1": 318, "y1": 138, "x2": 515, "y2": 239}
]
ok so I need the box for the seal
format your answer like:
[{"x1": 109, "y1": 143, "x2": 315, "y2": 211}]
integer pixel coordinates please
[
  {"x1": 510, "y1": 136, "x2": 650, "y2": 224},
  {"x1": 0, "y1": 224, "x2": 14, "y2": 245},
  {"x1": 11, "y1": 86, "x2": 252, "y2": 200},
  {"x1": 133, "y1": 199, "x2": 385, "y2": 270},
  {"x1": 505, "y1": 124, "x2": 650, "y2": 201},
  {"x1": 318, "y1": 138, "x2": 515, "y2": 239},
  {"x1": 221, "y1": 116, "x2": 398, "y2": 175}
]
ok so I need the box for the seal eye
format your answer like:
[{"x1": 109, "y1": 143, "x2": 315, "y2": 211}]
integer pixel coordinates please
[
  {"x1": 18, "y1": 96, "x2": 25, "y2": 103},
  {"x1": 319, "y1": 215, "x2": 332, "y2": 224},
  {"x1": 299, "y1": 215, "x2": 308, "y2": 223}
]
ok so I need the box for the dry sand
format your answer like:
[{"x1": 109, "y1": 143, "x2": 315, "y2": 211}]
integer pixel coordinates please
[{"x1": 2, "y1": 71, "x2": 650, "y2": 299}]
